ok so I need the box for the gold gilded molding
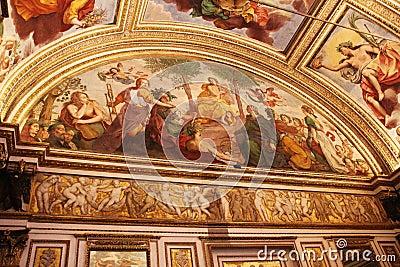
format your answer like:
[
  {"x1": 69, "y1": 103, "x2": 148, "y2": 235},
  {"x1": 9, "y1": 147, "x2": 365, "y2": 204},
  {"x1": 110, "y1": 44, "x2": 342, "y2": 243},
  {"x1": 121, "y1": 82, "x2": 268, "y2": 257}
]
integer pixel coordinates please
[
  {"x1": 350, "y1": 0, "x2": 400, "y2": 33},
  {"x1": 201, "y1": 237, "x2": 297, "y2": 267}
]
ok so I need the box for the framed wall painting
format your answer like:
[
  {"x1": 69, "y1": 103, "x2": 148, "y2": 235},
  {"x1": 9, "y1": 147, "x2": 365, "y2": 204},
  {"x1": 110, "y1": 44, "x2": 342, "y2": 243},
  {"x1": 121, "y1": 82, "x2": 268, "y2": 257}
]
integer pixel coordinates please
[
  {"x1": 88, "y1": 250, "x2": 149, "y2": 267},
  {"x1": 85, "y1": 234, "x2": 151, "y2": 267},
  {"x1": 26, "y1": 240, "x2": 70, "y2": 267}
]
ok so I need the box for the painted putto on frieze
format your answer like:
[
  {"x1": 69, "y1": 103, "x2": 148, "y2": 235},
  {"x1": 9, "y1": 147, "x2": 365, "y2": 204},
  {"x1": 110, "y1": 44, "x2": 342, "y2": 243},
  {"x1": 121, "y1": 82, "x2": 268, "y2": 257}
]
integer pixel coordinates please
[
  {"x1": 24, "y1": 59, "x2": 372, "y2": 175},
  {"x1": 31, "y1": 174, "x2": 388, "y2": 225}
]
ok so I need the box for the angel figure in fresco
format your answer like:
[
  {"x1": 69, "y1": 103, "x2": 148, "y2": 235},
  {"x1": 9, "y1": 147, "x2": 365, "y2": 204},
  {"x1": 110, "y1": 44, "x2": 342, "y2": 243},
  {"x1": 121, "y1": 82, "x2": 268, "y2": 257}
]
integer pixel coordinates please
[
  {"x1": 189, "y1": 186, "x2": 212, "y2": 220},
  {"x1": 270, "y1": 190, "x2": 295, "y2": 222},
  {"x1": 327, "y1": 194, "x2": 346, "y2": 220},
  {"x1": 349, "y1": 195, "x2": 372, "y2": 223},
  {"x1": 312, "y1": 41, "x2": 394, "y2": 124},
  {"x1": 60, "y1": 91, "x2": 108, "y2": 150},
  {"x1": 35, "y1": 175, "x2": 61, "y2": 214},
  {"x1": 199, "y1": 187, "x2": 230, "y2": 221},
  {"x1": 104, "y1": 62, "x2": 149, "y2": 85},
  {"x1": 191, "y1": 0, "x2": 269, "y2": 28},
  {"x1": 158, "y1": 183, "x2": 183, "y2": 217},
  {"x1": 254, "y1": 190, "x2": 270, "y2": 222},
  {"x1": 84, "y1": 178, "x2": 110, "y2": 214},
  {"x1": 60, "y1": 177, "x2": 87, "y2": 211},
  {"x1": 296, "y1": 192, "x2": 312, "y2": 221},
  {"x1": 11, "y1": 0, "x2": 96, "y2": 45},
  {"x1": 308, "y1": 193, "x2": 328, "y2": 223},
  {"x1": 181, "y1": 185, "x2": 195, "y2": 218},
  {"x1": 247, "y1": 87, "x2": 286, "y2": 107},
  {"x1": 362, "y1": 196, "x2": 384, "y2": 222}
]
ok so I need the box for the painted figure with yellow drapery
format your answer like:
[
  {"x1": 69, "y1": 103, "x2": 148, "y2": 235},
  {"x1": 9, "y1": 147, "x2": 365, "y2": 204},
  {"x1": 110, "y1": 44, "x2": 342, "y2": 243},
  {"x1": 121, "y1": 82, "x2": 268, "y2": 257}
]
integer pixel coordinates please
[
  {"x1": 11, "y1": 0, "x2": 95, "y2": 45},
  {"x1": 197, "y1": 77, "x2": 238, "y2": 122},
  {"x1": 14, "y1": 0, "x2": 94, "y2": 28}
]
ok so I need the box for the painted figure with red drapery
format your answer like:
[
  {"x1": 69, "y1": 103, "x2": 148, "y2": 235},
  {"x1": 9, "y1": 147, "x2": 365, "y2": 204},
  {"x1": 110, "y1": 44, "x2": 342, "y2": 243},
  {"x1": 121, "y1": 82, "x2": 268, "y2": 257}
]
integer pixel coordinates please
[{"x1": 312, "y1": 40, "x2": 400, "y2": 128}]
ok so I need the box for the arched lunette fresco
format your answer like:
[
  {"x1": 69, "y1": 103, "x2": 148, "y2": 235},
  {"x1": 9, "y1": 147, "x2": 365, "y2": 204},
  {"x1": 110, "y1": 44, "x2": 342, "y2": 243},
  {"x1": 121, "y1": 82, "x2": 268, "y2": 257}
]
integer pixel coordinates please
[{"x1": 23, "y1": 59, "x2": 372, "y2": 176}]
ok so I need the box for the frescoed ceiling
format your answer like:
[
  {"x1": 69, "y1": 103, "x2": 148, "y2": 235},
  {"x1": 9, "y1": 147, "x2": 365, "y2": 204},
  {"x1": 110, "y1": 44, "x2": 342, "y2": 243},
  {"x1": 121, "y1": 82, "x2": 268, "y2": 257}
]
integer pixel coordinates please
[
  {"x1": 0, "y1": 0, "x2": 400, "y2": 181},
  {"x1": 144, "y1": 0, "x2": 316, "y2": 49}
]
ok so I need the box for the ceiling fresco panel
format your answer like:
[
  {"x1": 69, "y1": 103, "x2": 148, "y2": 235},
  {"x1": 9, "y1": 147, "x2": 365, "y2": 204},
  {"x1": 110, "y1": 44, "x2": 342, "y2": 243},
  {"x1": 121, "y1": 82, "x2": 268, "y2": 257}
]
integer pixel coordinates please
[
  {"x1": 22, "y1": 58, "x2": 372, "y2": 176},
  {"x1": 0, "y1": 0, "x2": 119, "y2": 83},
  {"x1": 144, "y1": 0, "x2": 317, "y2": 50},
  {"x1": 309, "y1": 9, "x2": 400, "y2": 145}
]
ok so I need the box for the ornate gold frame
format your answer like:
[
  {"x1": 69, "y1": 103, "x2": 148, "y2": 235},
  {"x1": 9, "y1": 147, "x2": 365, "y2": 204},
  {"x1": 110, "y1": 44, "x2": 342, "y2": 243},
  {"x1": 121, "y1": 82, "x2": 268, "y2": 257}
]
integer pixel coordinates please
[
  {"x1": 26, "y1": 240, "x2": 70, "y2": 267},
  {"x1": 84, "y1": 234, "x2": 152, "y2": 267},
  {"x1": 165, "y1": 242, "x2": 199, "y2": 267}
]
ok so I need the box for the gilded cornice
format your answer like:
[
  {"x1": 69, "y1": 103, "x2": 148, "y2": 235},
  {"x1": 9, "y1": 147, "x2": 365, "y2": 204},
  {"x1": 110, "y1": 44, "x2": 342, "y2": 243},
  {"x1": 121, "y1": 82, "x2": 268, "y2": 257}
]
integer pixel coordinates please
[{"x1": 1, "y1": 125, "x2": 396, "y2": 193}]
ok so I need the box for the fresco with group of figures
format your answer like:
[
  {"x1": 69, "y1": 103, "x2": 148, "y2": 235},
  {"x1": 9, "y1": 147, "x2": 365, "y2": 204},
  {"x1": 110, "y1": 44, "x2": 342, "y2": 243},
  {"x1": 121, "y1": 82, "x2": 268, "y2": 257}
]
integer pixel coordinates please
[
  {"x1": 311, "y1": 10, "x2": 400, "y2": 143},
  {"x1": 144, "y1": 0, "x2": 316, "y2": 49},
  {"x1": 145, "y1": 1, "x2": 400, "y2": 144},
  {"x1": 29, "y1": 174, "x2": 388, "y2": 224},
  {"x1": 23, "y1": 58, "x2": 372, "y2": 175},
  {"x1": 0, "y1": 0, "x2": 118, "y2": 83}
]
